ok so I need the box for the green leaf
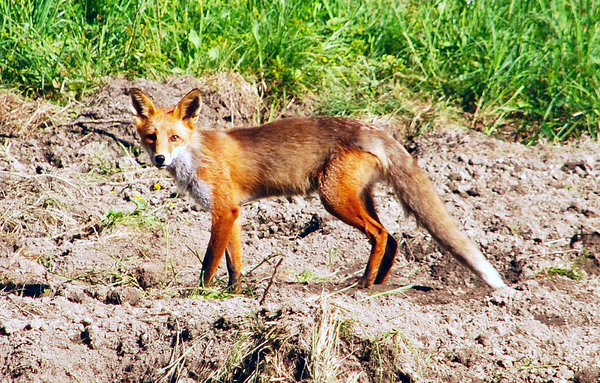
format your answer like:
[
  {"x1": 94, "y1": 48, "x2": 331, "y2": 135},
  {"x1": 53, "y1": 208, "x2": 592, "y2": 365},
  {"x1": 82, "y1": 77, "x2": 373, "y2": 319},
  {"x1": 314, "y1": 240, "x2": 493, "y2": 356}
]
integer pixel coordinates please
[
  {"x1": 208, "y1": 47, "x2": 220, "y2": 61},
  {"x1": 188, "y1": 29, "x2": 201, "y2": 50}
]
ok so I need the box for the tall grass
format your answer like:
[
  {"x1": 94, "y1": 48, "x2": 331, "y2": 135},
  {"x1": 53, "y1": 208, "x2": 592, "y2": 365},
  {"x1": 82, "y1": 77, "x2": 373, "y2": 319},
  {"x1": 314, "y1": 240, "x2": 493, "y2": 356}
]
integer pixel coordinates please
[{"x1": 1, "y1": 0, "x2": 599, "y2": 142}]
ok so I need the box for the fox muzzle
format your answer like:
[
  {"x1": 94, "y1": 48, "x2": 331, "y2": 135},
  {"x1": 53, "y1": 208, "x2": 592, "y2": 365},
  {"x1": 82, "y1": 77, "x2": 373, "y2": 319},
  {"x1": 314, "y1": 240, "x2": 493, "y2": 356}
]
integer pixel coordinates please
[{"x1": 152, "y1": 153, "x2": 172, "y2": 168}]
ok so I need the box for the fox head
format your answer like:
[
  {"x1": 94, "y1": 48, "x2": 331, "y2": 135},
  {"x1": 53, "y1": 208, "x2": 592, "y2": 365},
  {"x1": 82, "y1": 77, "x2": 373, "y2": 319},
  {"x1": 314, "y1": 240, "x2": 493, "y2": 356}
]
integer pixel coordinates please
[{"x1": 129, "y1": 88, "x2": 202, "y2": 168}]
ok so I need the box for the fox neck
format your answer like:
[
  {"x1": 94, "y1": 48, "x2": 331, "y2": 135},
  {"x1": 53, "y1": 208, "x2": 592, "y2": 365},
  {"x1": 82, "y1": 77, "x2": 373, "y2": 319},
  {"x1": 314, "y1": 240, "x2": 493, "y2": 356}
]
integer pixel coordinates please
[{"x1": 167, "y1": 145, "x2": 212, "y2": 211}]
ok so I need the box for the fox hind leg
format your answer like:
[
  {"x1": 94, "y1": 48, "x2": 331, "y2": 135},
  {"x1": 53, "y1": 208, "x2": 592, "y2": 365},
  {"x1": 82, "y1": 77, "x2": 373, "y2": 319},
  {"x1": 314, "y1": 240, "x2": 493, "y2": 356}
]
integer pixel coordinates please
[
  {"x1": 362, "y1": 192, "x2": 399, "y2": 285},
  {"x1": 319, "y1": 150, "x2": 395, "y2": 288}
]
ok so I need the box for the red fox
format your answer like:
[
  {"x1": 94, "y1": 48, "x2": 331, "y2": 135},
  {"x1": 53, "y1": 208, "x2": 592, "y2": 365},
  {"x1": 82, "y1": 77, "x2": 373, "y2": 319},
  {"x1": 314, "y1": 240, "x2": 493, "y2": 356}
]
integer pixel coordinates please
[{"x1": 129, "y1": 88, "x2": 506, "y2": 291}]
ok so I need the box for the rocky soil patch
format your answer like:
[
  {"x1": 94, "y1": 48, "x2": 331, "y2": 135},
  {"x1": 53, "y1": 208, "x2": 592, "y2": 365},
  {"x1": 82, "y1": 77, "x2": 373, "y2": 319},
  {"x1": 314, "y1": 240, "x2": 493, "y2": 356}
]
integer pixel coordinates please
[{"x1": 1, "y1": 76, "x2": 599, "y2": 382}]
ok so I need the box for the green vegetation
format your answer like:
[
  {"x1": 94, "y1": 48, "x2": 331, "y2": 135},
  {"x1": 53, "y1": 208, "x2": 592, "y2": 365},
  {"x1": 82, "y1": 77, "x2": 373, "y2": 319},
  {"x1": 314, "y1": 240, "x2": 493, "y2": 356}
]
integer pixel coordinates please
[
  {"x1": 185, "y1": 286, "x2": 235, "y2": 300},
  {"x1": 359, "y1": 284, "x2": 415, "y2": 302},
  {"x1": 547, "y1": 266, "x2": 583, "y2": 280},
  {"x1": 296, "y1": 268, "x2": 328, "y2": 283},
  {"x1": 103, "y1": 195, "x2": 162, "y2": 229},
  {"x1": 2, "y1": 0, "x2": 600, "y2": 142},
  {"x1": 546, "y1": 261, "x2": 584, "y2": 281}
]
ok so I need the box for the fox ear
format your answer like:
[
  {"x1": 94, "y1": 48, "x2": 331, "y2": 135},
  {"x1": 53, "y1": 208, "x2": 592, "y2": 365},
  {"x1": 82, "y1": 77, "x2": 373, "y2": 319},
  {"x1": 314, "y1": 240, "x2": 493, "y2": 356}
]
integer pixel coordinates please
[
  {"x1": 173, "y1": 89, "x2": 202, "y2": 126},
  {"x1": 129, "y1": 88, "x2": 156, "y2": 120}
]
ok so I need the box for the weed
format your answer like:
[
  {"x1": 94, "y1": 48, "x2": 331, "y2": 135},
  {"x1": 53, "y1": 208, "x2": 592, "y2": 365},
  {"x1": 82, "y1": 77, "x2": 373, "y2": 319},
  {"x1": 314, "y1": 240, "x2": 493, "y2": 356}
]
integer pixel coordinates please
[
  {"x1": 359, "y1": 329, "x2": 429, "y2": 382},
  {"x1": 509, "y1": 224, "x2": 521, "y2": 238},
  {"x1": 338, "y1": 318, "x2": 356, "y2": 342},
  {"x1": 103, "y1": 195, "x2": 162, "y2": 230},
  {"x1": 546, "y1": 260, "x2": 584, "y2": 281},
  {"x1": 296, "y1": 269, "x2": 328, "y2": 284},
  {"x1": 203, "y1": 311, "x2": 299, "y2": 382},
  {"x1": 359, "y1": 284, "x2": 415, "y2": 302},
  {"x1": 164, "y1": 256, "x2": 177, "y2": 286},
  {"x1": 105, "y1": 252, "x2": 142, "y2": 288},
  {"x1": 327, "y1": 247, "x2": 340, "y2": 266},
  {"x1": 70, "y1": 252, "x2": 142, "y2": 288},
  {"x1": 183, "y1": 285, "x2": 235, "y2": 301},
  {"x1": 36, "y1": 254, "x2": 55, "y2": 272}
]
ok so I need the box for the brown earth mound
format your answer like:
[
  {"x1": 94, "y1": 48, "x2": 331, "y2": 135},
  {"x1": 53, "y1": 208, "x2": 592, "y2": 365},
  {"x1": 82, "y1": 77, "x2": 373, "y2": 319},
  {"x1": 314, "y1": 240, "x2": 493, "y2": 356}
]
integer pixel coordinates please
[{"x1": 1, "y1": 75, "x2": 599, "y2": 382}]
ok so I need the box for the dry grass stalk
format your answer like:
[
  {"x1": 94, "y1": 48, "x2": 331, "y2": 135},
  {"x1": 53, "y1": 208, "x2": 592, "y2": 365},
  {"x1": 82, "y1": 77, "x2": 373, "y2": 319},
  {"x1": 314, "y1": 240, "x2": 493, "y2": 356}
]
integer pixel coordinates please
[{"x1": 311, "y1": 300, "x2": 342, "y2": 383}]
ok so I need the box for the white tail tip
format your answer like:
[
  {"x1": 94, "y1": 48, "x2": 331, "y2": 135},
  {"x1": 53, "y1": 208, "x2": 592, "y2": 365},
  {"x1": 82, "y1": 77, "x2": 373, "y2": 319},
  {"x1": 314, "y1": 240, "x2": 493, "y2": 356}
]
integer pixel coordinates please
[{"x1": 477, "y1": 261, "x2": 507, "y2": 289}]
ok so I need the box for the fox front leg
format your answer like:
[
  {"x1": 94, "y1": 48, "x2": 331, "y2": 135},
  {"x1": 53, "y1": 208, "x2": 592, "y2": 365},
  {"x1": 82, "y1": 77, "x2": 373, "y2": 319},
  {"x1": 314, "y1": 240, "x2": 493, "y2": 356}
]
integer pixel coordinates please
[{"x1": 200, "y1": 205, "x2": 240, "y2": 287}]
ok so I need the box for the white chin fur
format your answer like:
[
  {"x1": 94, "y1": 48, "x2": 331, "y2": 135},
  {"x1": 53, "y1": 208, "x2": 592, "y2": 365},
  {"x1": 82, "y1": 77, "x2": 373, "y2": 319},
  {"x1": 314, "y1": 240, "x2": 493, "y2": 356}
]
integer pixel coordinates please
[{"x1": 153, "y1": 146, "x2": 187, "y2": 167}]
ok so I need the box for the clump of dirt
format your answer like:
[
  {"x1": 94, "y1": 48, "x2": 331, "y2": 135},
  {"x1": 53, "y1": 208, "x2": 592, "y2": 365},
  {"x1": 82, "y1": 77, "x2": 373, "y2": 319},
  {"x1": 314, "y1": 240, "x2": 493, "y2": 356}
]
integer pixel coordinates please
[{"x1": 1, "y1": 75, "x2": 599, "y2": 382}]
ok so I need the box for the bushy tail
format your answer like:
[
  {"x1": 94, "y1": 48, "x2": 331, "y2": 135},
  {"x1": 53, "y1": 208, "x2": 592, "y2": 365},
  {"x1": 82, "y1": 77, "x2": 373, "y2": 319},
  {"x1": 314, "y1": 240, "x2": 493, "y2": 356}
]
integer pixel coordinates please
[{"x1": 383, "y1": 137, "x2": 506, "y2": 289}]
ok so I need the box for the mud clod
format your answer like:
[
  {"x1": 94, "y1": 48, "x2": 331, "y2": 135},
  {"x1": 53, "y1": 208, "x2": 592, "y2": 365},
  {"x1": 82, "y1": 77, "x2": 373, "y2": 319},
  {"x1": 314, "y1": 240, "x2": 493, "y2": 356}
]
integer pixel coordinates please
[
  {"x1": 134, "y1": 262, "x2": 164, "y2": 289},
  {"x1": 106, "y1": 287, "x2": 141, "y2": 306}
]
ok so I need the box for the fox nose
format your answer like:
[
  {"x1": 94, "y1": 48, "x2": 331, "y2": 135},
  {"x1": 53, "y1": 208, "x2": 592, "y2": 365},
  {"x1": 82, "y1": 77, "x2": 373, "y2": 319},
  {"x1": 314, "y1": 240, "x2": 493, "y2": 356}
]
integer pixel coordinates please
[{"x1": 154, "y1": 154, "x2": 165, "y2": 166}]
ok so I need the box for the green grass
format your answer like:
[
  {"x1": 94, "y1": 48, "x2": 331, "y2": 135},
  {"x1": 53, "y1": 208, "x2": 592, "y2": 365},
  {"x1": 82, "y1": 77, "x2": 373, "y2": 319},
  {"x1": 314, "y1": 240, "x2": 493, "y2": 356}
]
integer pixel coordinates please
[
  {"x1": 296, "y1": 268, "x2": 328, "y2": 284},
  {"x1": 546, "y1": 258, "x2": 584, "y2": 281},
  {"x1": 103, "y1": 195, "x2": 162, "y2": 230},
  {"x1": 2, "y1": 0, "x2": 600, "y2": 142},
  {"x1": 546, "y1": 266, "x2": 582, "y2": 281}
]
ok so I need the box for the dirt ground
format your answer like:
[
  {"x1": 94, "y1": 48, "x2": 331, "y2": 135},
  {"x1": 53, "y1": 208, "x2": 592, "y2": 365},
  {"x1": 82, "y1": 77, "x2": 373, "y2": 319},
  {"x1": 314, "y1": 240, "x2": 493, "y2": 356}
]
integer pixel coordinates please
[{"x1": 1, "y1": 76, "x2": 599, "y2": 383}]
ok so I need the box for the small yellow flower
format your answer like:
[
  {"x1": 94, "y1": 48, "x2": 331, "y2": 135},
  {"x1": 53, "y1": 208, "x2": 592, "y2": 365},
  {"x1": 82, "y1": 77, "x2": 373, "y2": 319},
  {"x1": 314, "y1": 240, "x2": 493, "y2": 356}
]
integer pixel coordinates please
[
  {"x1": 154, "y1": 183, "x2": 162, "y2": 190},
  {"x1": 135, "y1": 194, "x2": 143, "y2": 200},
  {"x1": 110, "y1": 190, "x2": 115, "y2": 194},
  {"x1": 320, "y1": 56, "x2": 328, "y2": 63}
]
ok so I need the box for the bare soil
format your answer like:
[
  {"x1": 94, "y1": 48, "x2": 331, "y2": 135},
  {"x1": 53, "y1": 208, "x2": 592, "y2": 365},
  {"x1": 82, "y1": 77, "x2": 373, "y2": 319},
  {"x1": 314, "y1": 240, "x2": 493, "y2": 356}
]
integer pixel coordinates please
[{"x1": 1, "y1": 76, "x2": 599, "y2": 383}]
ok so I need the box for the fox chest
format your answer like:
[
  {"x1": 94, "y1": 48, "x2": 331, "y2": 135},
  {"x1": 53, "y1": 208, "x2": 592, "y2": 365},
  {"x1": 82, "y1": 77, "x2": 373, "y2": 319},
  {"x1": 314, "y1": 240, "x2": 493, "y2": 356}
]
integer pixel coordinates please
[
  {"x1": 182, "y1": 176, "x2": 212, "y2": 211},
  {"x1": 168, "y1": 151, "x2": 212, "y2": 211}
]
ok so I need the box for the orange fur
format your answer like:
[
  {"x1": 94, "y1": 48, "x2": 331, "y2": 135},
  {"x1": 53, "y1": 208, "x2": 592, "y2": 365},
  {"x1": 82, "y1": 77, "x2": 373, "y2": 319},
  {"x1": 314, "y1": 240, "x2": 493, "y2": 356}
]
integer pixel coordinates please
[{"x1": 129, "y1": 88, "x2": 507, "y2": 291}]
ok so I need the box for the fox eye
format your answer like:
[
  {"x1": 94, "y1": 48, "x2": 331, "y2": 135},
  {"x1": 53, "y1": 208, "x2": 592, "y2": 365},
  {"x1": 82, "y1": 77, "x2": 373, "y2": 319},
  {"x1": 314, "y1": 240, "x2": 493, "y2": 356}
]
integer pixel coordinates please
[
  {"x1": 170, "y1": 135, "x2": 179, "y2": 142},
  {"x1": 145, "y1": 133, "x2": 157, "y2": 142}
]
